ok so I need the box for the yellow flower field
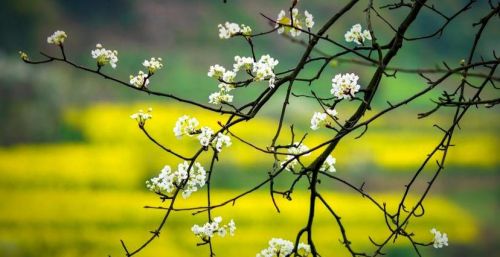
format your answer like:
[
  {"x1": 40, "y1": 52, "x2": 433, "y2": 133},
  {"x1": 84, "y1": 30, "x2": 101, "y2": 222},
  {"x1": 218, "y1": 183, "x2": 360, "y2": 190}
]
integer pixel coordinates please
[{"x1": 0, "y1": 102, "x2": 495, "y2": 257}]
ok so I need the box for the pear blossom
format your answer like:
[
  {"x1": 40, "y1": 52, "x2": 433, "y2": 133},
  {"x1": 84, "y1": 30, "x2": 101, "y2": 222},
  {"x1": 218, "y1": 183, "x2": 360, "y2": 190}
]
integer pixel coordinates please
[
  {"x1": 192, "y1": 217, "x2": 236, "y2": 241},
  {"x1": 130, "y1": 107, "x2": 152, "y2": 126},
  {"x1": 197, "y1": 126, "x2": 214, "y2": 147},
  {"x1": 218, "y1": 82, "x2": 234, "y2": 92},
  {"x1": 253, "y1": 54, "x2": 279, "y2": 88},
  {"x1": 276, "y1": 10, "x2": 287, "y2": 34},
  {"x1": 208, "y1": 64, "x2": 226, "y2": 79},
  {"x1": 326, "y1": 108, "x2": 338, "y2": 117},
  {"x1": 282, "y1": 142, "x2": 310, "y2": 171},
  {"x1": 310, "y1": 112, "x2": 327, "y2": 130},
  {"x1": 129, "y1": 70, "x2": 149, "y2": 88},
  {"x1": 91, "y1": 43, "x2": 118, "y2": 68},
  {"x1": 331, "y1": 73, "x2": 361, "y2": 100},
  {"x1": 310, "y1": 109, "x2": 338, "y2": 130},
  {"x1": 304, "y1": 10, "x2": 314, "y2": 29},
  {"x1": 256, "y1": 238, "x2": 311, "y2": 257},
  {"x1": 240, "y1": 24, "x2": 252, "y2": 36},
  {"x1": 275, "y1": 8, "x2": 302, "y2": 37},
  {"x1": 218, "y1": 22, "x2": 252, "y2": 39},
  {"x1": 222, "y1": 70, "x2": 237, "y2": 83},
  {"x1": 213, "y1": 132, "x2": 232, "y2": 152},
  {"x1": 233, "y1": 56, "x2": 254, "y2": 72},
  {"x1": 344, "y1": 24, "x2": 372, "y2": 45},
  {"x1": 430, "y1": 228, "x2": 448, "y2": 248},
  {"x1": 47, "y1": 30, "x2": 67, "y2": 45},
  {"x1": 209, "y1": 82, "x2": 235, "y2": 105},
  {"x1": 145, "y1": 161, "x2": 206, "y2": 199},
  {"x1": 320, "y1": 155, "x2": 336, "y2": 173},
  {"x1": 173, "y1": 115, "x2": 199, "y2": 138},
  {"x1": 143, "y1": 57, "x2": 163, "y2": 74},
  {"x1": 297, "y1": 243, "x2": 311, "y2": 257},
  {"x1": 208, "y1": 91, "x2": 233, "y2": 105}
]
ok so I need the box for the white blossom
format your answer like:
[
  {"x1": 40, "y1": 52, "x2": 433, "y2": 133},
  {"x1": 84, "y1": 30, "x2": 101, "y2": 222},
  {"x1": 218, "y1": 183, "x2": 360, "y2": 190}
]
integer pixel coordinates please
[
  {"x1": 222, "y1": 70, "x2": 236, "y2": 83},
  {"x1": 310, "y1": 112, "x2": 327, "y2": 130},
  {"x1": 47, "y1": 30, "x2": 67, "y2": 45},
  {"x1": 430, "y1": 228, "x2": 449, "y2": 248},
  {"x1": 281, "y1": 142, "x2": 310, "y2": 171},
  {"x1": 173, "y1": 115, "x2": 199, "y2": 138},
  {"x1": 345, "y1": 24, "x2": 372, "y2": 45},
  {"x1": 218, "y1": 83, "x2": 234, "y2": 92},
  {"x1": 145, "y1": 161, "x2": 206, "y2": 199},
  {"x1": 197, "y1": 126, "x2": 214, "y2": 147},
  {"x1": 143, "y1": 57, "x2": 163, "y2": 74},
  {"x1": 275, "y1": 8, "x2": 302, "y2": 37},
  {"x1": 297, "y1": 243, "x2": 311, "y2": 257},
  {"x1": 130, "y1": 107, "x2": 152, "y2": 126},
  {"x1": 331, "y1": 73, "x2": 361, "y2": 100},
  {"x1": 275, "y1": 10, "x2": 287, "y2": 34},
  {"x1": 91, "y1": 43, "x2": 118, "y2": 68},
  {"x1": 240, "y1": 24, "x2": 252, "y2": 36},
  {"x1": 233, "y1": 56, "x2": 254, "y2": 72},
  {"x1": 304, "y1": 10, "x2": 315, "y2": 29},
  {"x1": 192, "y1": 217, "x2": 236, "y2": 241},
  {"x1": 213, "y1": 132, "x2": 232, "y2": 152},
  {"x1": 208, "y1": 91, "x2": 233, "y2": 105},
  {"x1": 129, "y1": 70, "x2": 149, "y2": 88},
  {"x1": 218, "y1": 22, "x2": 252, "y2": 39},
  {"x1": 256, "y1": 238, "x2": 311, "y2": 257},
  {"x1": 208, "y1": 64, "x2": 226, "y2": 79},
  {"x1": 310, "y1": 109, "x2": 338, "y2": 130},
  {"x1": 180, "y1": 161, "x2": 207, "y2": 198},
  {"x1": 228, "y1": 219, "x2": 236, "y2": 236},
  {"x1": 320, "y1": 155, "x2": 336, "y2": 173},
  {"x1": 326, "y1": 108, "x2": 338, "y2": 117},
  {"x1": 253, "y1": 54, "x2": 279, "y2": 88}
]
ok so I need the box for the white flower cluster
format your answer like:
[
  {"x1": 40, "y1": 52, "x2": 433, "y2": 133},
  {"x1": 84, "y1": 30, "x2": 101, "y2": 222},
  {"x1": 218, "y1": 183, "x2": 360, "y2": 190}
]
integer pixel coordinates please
[
  {"x1": 197, "y1": 126, "x2": 214, "y2": 147},
  {"x1": 281, "y1": 142, "x2": 310, "y2": 171},
  {"x1": 304, "y1": 11, "x2": 314, "y2": 29},
  {"x1": 197, "y1": 126, "x2": 232, "y2": 152},
  {"x1": 207, "y1": 55, "x2": 279, "y2": 104},
  {"x1": 191, "y1": 217, "x2": 236, "y2": 240},
  {"x1": 129, "y1": 70, "x2": 149, "y2": 88},
  {"x1": 209, "y1": 83, "x2": 234, "y2": 105},
  {"x1": 47, "y1": 30, "x2": 67, "y2": 45},
  {"x1": 253, "y1": 55, "x2": 279, "y2": 88},
  {"x1": 130, "y1": 56, "x2": 164, "y2": 88},
  {"x1": 331, "y1": 73, "x2": 361, "y2": 100},
  {"x1": 173, "y1": 115, "x2": 200, "y2": 138},
  {"x1": 310, "y1": 109, "x2": 337, "y2": 130},
  {"x1": 233, "y1": 56, "x2": 254, "y2": 71},
  {"x1": 275, "y1": 8, "x2": 314, "y2": 37},
  {"x1": 207, "y1": 64, "x2": 226, "y2": 79},
  {"x1": 213, "y1": 133, "x2": 232, "y2": 152},
  {"x1": 344, "y1": 24, "x2": 372, "y2": 45},
  {"x1": 91, "y1": 43, "x2": 118, "y2": 69},
  {"x1": 146, "y1": 161, "x2": 206, "y2": 199},
  {"x1": 218, "y1": 22, "x2": 252, "y2": 39},
  {"x1": 143, "y1": 57, "x2": 163, "y2": 74},
  {"x1": 320, "y1": 155, "x2": 336, "y2": 173},
  {"x1": 174, "y1": 116, "x2": 232, "y2": 152},
  {"x1": 130, "y1": 107, "x2": 152, "y2": 126},
  {"x1": 430, "y1": 228, "x2": 448, "y2": 248},
  {"x1": 256, "y1": 238, "x2": 311, "y2": 257}
]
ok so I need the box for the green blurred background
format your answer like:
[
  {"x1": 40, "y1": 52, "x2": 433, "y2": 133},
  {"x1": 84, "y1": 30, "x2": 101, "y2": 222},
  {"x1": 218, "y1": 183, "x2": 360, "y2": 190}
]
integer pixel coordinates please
[{"x1": 0, "y1": 0, "x2": 498, "y2": 256}]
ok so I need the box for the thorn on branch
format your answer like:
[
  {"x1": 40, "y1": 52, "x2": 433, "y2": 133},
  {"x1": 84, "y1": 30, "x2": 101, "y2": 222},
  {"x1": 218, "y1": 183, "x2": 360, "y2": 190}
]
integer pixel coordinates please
[{"x1": 150, "y1": 230, "x2": 160, "y2": 238}]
